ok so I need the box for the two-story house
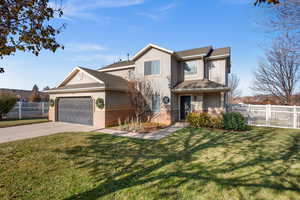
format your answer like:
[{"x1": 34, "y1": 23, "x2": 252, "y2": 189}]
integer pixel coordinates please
[{"x1": 46, "y1": 44, "x2": 231, "y2": 128}]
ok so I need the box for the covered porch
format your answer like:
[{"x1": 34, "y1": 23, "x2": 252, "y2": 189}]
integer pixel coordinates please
[{"x1": 171, "y1": 79, "x2": 230, "y2": 120}]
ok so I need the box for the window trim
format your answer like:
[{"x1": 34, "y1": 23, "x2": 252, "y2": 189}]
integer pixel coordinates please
[{"x1": 144, "y1": 60, "x2": 161, "y2": 76}]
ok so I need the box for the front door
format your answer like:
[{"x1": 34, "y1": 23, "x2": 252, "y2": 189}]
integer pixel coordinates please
[{"x1": 180, "y1": 96, "x2": 191, "y2": 120}]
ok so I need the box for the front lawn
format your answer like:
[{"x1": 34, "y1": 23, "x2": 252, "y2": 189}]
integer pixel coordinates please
[
  {"x1": 0, "y1": 118, "x2": 49, "y2": 128},
  {"x1": 0, "y1": 127, "x2": 300, "y2": 199}
]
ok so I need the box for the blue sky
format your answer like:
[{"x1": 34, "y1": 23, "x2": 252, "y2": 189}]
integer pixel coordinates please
[{"x1": 0, "y1": 0, "x2": 268, "y2": 95}]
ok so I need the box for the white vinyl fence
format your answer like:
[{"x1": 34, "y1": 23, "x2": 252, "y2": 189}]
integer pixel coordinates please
[
  {"x1": 229, "y1": 104, "x2": 300, "y2": 129},
  {"x1": 6, "y1": 102, "x2": 49, "y2": 119}
]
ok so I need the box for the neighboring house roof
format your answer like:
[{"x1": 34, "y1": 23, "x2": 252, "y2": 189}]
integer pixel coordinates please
[
  {"x1": 174, "y1": 46, "x2": 212, "y2": 58},
  {"x1": 97, "y1": 44, "x2": 230, "y2": 72},
  {"x1": 172, "y1": 79, "x2": 230, "y2": 93},
  {"x1": 47, "y1": 67, "x2": 128, "y2": 93},
  {"x1": 0, "y1": 88, "x2": 49, "y2": 101}
]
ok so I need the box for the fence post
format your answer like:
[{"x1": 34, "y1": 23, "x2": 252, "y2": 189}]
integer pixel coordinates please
[
  {"x1": 294, "y1": 105, "x2": 297, "y2": 129},
  {"x1": 266, "y1": 104, "x2": 271, "y2": 126},
  {"x1": 42, "y1": 102, "x2": 44, "y2": 116},
  {"x1": 248, "y1": 104, "x2": 251, "y2": 125},
  {"x1": 18, "y1": 102, "x2": 22, "y2": 119}
]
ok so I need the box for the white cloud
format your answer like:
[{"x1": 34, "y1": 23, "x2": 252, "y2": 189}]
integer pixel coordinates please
[
  {"x1": 138, "y1": 2, "x2": 177, "y2": 21},
  {"x1": 61, "y1": 0, "x2": 146, "y2": 20},
  {"x1": 66, "y1": 43, "x2": 105, "y2": 51},
  {"x1": 159, "y1": 2, "x2": 177, "y2": 12}
]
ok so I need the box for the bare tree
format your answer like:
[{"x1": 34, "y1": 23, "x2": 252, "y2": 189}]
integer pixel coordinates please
[
  {"x1": 228, "y1": 73, "x2": 242, "y2": 103},
  {"x1": 255, "y1": 0, "x2": 280, "y2": 6},
  {"x1": 127, "y1": 77, "x2": 156, "y2": 121},
  {"x1": 263, "y1": 0, "x2": 300, "y2": 51},
  {"x1": 252, "y1": 35, "x2": 300, "y2": 105}
]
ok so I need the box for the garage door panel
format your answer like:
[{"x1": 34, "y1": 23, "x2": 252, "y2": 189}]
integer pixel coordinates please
[{"x1": 58, "y1": 97, "x2": 93, "y2": 125}]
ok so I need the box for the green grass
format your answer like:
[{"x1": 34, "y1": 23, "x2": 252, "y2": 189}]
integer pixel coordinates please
[
  {"x1": 1, "y1": 127, "x2": 300, "y2": 200},
  {"x1": 0, "y1": 119, "x2": 49, "y2": 128}
]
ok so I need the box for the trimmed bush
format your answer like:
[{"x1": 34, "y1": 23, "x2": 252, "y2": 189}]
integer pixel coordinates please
[
  {"x1": 222, "y1": 112, "x2": 248, "y2": 131},
  {"x1": 0, "y1": 92, "x2": 17, "y2": 120},
  {"x1": 187, "y1": 112, "x2": 223, "y2": 128},
  {"x1": 210, "y1": 116, "x2": 224, "y2": 129}
]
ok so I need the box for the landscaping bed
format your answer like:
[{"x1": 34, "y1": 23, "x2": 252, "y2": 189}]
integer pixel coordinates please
[
  {"x1": 0, "y1": 127, "x2": 300, "y2": 199},
  {"x1": 110, "y1": 122, "x2": 168, "y2": 133}
]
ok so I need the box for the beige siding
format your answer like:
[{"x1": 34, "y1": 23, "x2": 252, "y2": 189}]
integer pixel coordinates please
[
  {"x1": 134, "y1": 48, "x2": 173, "y2": 124},
  {"x1": 105, "y1": 91, "x2": 134, "y2": 126},
  {"x1": 106, "y1": 68, "x2": 133, "y2": 79},
  {"x1": 67, "y1": 71, "x2": 97, "y2": 85},
  {"x1": 203, "y1": 93, "x2": 221, "y2": 111},
  {"x1": 105, "y1": 91, "x2": 131, "y2": 109},
  {"x1": 134, "y1": 48, "x2": 171, "y2": 100}
]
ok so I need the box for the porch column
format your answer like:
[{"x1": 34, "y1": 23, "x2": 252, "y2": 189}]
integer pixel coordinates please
[
  {"x1": 198, "y1": 94, "x2": 204, "y2": 112},
  {"x1": 220, "y1": 92, "x2": 225, "y2": 109}
]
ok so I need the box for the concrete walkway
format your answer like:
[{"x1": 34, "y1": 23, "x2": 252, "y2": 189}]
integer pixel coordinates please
[
  {"x1": 0, "y1": 122, "x2": 97, "y2": 144},
  {"x1": 99, "y1": 122, "x2": 188, "y2": 140},
  {"x1": 0, "y1": 122, "x2": 188, "y2": 144}
]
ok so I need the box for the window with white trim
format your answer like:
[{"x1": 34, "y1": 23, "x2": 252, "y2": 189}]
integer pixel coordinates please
[
  {"x1": 144, "y1": 60, "x2": 160, "y2": 75},
  {"x1": 183, "y1": 60, "x2": 197, "y2": 75},
  {"x1": 151, "y1": 94, "x2": 160, "y2": 113}
]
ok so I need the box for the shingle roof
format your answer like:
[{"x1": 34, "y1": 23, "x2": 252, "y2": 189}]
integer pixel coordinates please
[
  {"x1": 174, "y1": 46, "x2": 212, "y2": 58},
  {"x1": 172, "y1": 79, "x2": 230, "y2": 92},
  {"x1": 96, "y1": 45, "x2": 230, "y2": 71},
  {"x1": 79, "y1": 67, "x2": 128, "y2": 88},
  {"x1": 209, "y1": 47, "x2": 230, "y2": 57},
  {"x1": 48, "y1": 67, "x2": 129, "y2": 92},
  {"x1": 98, "y1": 60, "x2": 135, "y2": 70},
  {"x1": 47, "y1": 83, "x2": 104, "y2": 91}
]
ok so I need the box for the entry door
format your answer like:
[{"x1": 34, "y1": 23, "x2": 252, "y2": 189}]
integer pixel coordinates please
[
  {"x1": 58, "y1": 97, "x2": 93, "y2": 125},
  {"x1": 180, "y1": 96, "x2": 191, "y2": 120}
]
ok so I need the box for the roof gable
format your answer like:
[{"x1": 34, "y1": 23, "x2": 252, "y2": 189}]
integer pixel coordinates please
[
  {"x1": 58, "y1": 67, "x2": 104, "y2": 87},
  {"x1": 52, "y1": 66, "x2": 129, "y2": 92},
  {"x1": 132, "y1": 43, "x2": 174, "y2": 61}
]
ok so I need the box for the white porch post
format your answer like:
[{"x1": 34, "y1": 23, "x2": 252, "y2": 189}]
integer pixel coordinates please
[
  {"x1": 198, "y1": 94, "x2": 203, "y2": 112},
  {"x1": 220, "y1": 92, "x2": 225, "y2": 110}
]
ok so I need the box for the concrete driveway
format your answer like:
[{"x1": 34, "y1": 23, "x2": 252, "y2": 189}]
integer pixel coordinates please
[{"x1": 0, "y1": 122, "x2": 98, "y2": 144}]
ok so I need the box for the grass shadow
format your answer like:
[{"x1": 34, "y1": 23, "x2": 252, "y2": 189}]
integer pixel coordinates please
[{"x1": 57, "y1": 126, "x2": 300, "y2": 199}]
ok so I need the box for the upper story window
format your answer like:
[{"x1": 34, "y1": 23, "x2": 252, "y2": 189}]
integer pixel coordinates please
[
  {"x1": 183, "y1": 61, "x2": 197, "y2": 76},
  {"x1": 144, "y1": 60, "x2": 160, "y2": 75}
]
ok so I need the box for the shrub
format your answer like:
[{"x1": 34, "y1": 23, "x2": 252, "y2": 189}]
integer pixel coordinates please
[
  {"x1": 0, "y1": 92, "x2": 17, "y2": 120},
  {"x1": 222, "y1": 112, "x2": 248, "y2": 131},
  {"x1": 210, "y1": 116, "x2": 224, "y2": 129},
  {"x1": 187, "y1": 112, "x2": 222, "y2": 128}
]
